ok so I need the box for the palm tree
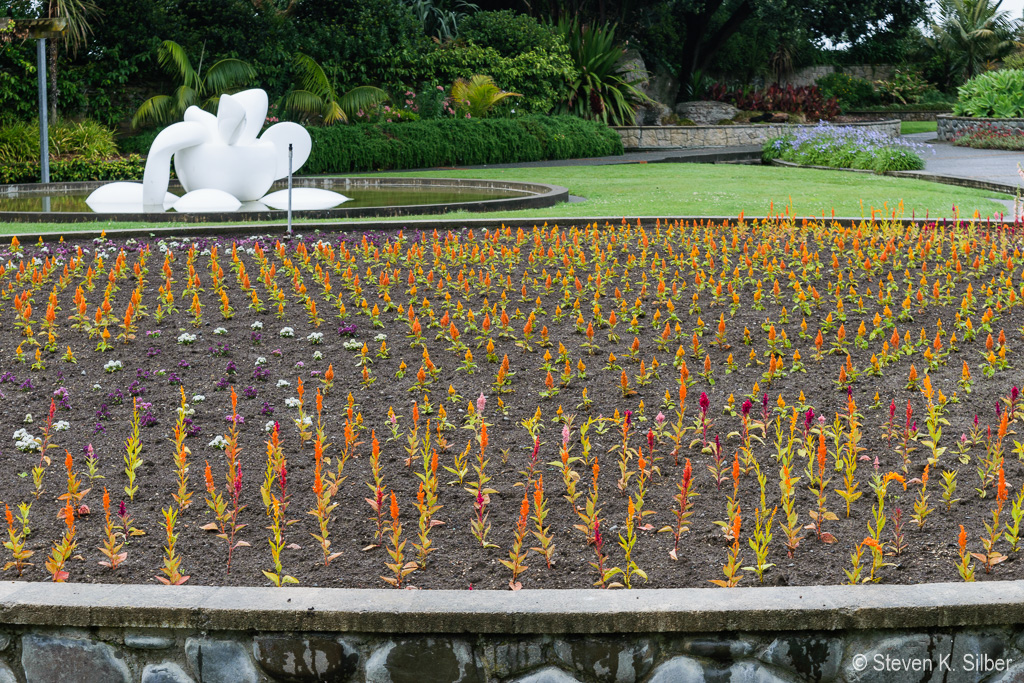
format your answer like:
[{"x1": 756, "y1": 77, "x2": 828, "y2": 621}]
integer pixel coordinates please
[
  {"x1": 132, "y1": 40, "x2": 256, "y2": 129},
  {"x1": 553, "y1": 17, "x2": 646, "y2": 126},
  {"x1": 46, "y1": 0, "x2": 99, "y2": 118},
  {"x1": 928, "y1": 0, "x2": 1018, "y2": 81},
  {"x1": 278, "y1": 53, "x2": 389, "y2": 125},
  {"x1": 450, "y1": 75, "x2": 521, "y2": 118}
]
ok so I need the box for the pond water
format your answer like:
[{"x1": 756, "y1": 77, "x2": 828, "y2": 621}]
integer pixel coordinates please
[{"x1": 0, "y1": 185, "x2": 526, "y2": 213}]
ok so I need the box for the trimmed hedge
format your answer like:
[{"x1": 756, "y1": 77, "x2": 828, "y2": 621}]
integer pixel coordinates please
[
  {"x1": 305, "y1": 115, "x2": 623, "y2": 173},
  {"x1": 0, "y1": 155, "x2": 146, "y2": 184}
]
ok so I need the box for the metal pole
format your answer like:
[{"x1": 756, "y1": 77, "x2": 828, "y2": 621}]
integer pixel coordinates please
[
  {"x1": 36, "y1": 38, "x2": 49, "y2": 184},
  {"x1": 287, "y1": 143, "x2": 293, "y2": 236}
]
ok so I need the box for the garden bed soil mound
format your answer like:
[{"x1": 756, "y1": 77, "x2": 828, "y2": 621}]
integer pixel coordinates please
[{"x1": 0, "y1": 219, "x2": 1021, "y2": 590}]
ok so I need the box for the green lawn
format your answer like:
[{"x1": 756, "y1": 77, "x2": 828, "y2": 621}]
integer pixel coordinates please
[
  {"x1": 0, "y1": 163, "x2": 1011, "y2": 235},
  {"x1": 900, "y1": 121, "x2": 938, "y2": 135}
]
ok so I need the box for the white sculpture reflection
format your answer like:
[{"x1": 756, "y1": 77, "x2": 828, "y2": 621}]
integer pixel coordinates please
[{"x1": 86, "y1": 89, "x2": 349, "y2": 213}]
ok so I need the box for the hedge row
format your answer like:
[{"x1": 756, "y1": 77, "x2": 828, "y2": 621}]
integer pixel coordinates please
[
  {"x1": 305, "y1": 115, "x2": 623, "y2": 173},
  {"x1": 0, "y1": 155, "x2": 145, "y2": 184}
]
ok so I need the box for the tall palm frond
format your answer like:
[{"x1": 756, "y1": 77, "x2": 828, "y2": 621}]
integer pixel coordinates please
[
  {"x1": 132, "y1": 40, "x2": 255, "y2": 129},
  {"x1": 928, "y1": 0, "x2": 1018, "y2": 80},
  {"x1": 47, "y1": 0, "x2": 98, "y2": 54},
  {"x1": 280, "y1": 53, "x2": 388, "y2": 125}
]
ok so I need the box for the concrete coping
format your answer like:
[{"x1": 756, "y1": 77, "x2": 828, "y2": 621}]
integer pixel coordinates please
[
  {"x1": 2, "y1": 212, "x2": 1018, "y2": 244},
  {"x1": 611, "y1": 119, "x2": 902, "y2": 132},
  {"x1": 0, "y1": 176, "x2": 568, "y2": 224},
  {"x1": 0, "y1": 581, "x2": 1021, "y2": 634}
]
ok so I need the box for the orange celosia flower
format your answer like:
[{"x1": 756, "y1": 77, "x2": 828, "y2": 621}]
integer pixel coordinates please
[
  {"x1": 998, "y1": 464, "x2": 1008, "y2": 504},
  {"x1": 204, "y1": 461, "x2": 215, "y2": 494},
  {"x1": 389, "y1": 492, "x2": 400, "y2": 522}
]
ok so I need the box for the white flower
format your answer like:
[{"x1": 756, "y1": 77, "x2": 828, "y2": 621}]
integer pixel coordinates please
[
  {"x1": 284, "y1": 397, "x2": 301, "y2": 408},
  {"x1": 312, "y1": 351, "x2": 323, "y2": 361},
  {"x1": 279, "y1": 327, "x2": 295, "y2": 338},
  {"x1": 104, "y1": 360, "x2": 123, "y2": 373},
  {"x1": 307, "y1": 332, "x2": 323, "y2": 344},
  {"x1": 192, "y1": 395, "x2": 206, "y2": 403},
  {"x1": 375, "y1": 333, "x2": 387, "y2": 341},
  {"x1": 208, "y1": 435, "x2": 229, "y2": 450},
  {"x1": 53, "y1": 421, "x2": 70, "y2": 432},
  {"x1": 264, "y1": 420, "x2": 276, "y2": 433},
  {"x1": 178, "y1": 333, "x2": 197, "y2": 345},
  {"x1": 23, "y1": 414, "x2": 33, "y2": 424},
  {"x1": 343, "y1": 340, "x2": 361, "y2": 351},
  {"x1": 251, "y1": 321, "x2": 264, "y2": 330},
  {"x1": 213, "y1": 327, "x2": 229, "y2": 336},
  {"x1": 277, "y1": 379, "x2": 290, "y2": 388},
  {"x1": 255, "y1": 357, "x2": 267, "y2": 366},
  {"x1": 13, "y1": 428, "x2": 41, "y2": 453},
  {"x1": 92, "y1": 383, "x2": 102, "y2": 391}
]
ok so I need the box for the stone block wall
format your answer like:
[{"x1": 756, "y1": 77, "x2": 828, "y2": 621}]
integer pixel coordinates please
[
  {"x1": 937, "y1": 114, "x2": 1024, "y2": 142},
  {"x1": 1, "y1": 625, "x2": 1024, "y2": 682},
  {"x1": 613, "y1": 119, "x2": 900, "y2": 150}
]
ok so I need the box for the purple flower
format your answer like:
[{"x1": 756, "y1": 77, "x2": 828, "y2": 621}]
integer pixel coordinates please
[{"x1": 624, "y1": 410, "x2": 632, "y2": 430}]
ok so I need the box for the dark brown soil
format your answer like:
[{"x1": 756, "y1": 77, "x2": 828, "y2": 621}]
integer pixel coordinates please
[{"x1": 1, "y1": 219, "x2": 1023, "y2": 590}]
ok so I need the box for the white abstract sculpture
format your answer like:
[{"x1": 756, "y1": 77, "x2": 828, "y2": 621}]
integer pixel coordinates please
[{"x1": 86, "y1": 89, "x2": 349, "y2": 213}]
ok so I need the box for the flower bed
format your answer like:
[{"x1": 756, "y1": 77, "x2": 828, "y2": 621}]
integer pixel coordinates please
[
  {"x1": 764, "y1": 122, "x2": 928, "y2": 173},
  {"x1": 0, "y1": 217, "x2": 1023, "y2": 590},
  {"x1": 950, "y1": 121, "x2": 1024, "y2": 151}
]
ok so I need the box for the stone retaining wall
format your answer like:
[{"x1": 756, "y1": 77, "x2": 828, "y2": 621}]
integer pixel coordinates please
[
  {"x1": 847, "y1": 110, "x2": 949, "y2": 121},
  {"x1": 612, "y1": 119, "x2": 900, "y2": 150},
  {"x1": 2, "y1": 581, "x2": 1024, "y2": 682},
  {"x1": 937, "y1": 114, "x2": 1024, "y2": 141}
]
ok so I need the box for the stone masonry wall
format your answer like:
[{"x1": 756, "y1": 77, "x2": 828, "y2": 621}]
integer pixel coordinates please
[
  {"x1": 937, "y1": 114, "x2": 1024, "y2": 142},
  {"x1": 1, "y1": 624, "x2": 1023, "y2": 683},
  {"x1": 612, "y1": 120, "x2": 901, "y2": 150}
]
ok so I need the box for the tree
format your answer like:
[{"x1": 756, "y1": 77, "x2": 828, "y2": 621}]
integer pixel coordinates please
[
  {"x1": 473, "y1": 0, "x2": 927, "y2": 96},
  {"x1": 927, "y1": 0, "x2": 1018, "y2": 81},
  {"x1": 132, "y1": 40, "x2": 256, "y2": 128},
  {"x1": 46, "y1": 0, "x2": 99, "y2": 117},
  {"x1": 279, "y1": 53, "x2": 389, "y2": 125},
  {"x1": 669, "y1": 0, "x2": 927, "y2": 90}
]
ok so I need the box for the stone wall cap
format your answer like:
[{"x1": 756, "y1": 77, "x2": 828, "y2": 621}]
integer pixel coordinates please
[{"x1": 0, "y1": 581, "x2": 1022, "y2": 634}]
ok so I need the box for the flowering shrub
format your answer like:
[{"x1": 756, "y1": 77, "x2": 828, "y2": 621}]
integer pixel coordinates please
[{"x1": 764, "y1": 122, "x2": 929, "y2": 173}]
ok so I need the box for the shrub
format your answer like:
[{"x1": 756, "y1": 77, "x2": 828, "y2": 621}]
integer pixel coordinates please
[
  {"x1": 305, "y1": 115, "x2": 622, "y2": 173},
  {"x1": 815, "y1": 73, "x2": 878, "y2": 111},
  {"x1": 117, "y1": 129, "x2": 161, "y2": 156},
  {"x1": 954, "y1": 70, "x2": 1024, "y2": 118},
  {"x1": 763, "y1": 122, "x2": 927, "y2": 173},
  {"x1": 0, "y1": 155, "x2": 146, "y2": 184},
  {"x1": 460, "y1": 10, "x2": 562, "y2": 57},
  {"x1": 709, "y1": 83, "x2": 839, "y2": 121},
  {"x1": 0, "y1": 119, "x2": 119, "y2": 164},
  {"x1": 422, "y1": 40, "x2": 575, "y2": 115}
]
